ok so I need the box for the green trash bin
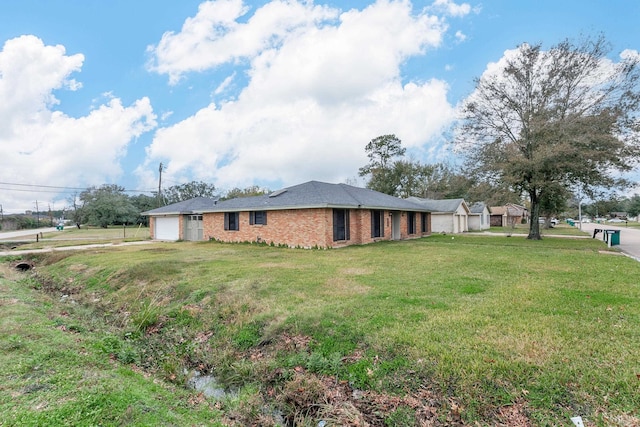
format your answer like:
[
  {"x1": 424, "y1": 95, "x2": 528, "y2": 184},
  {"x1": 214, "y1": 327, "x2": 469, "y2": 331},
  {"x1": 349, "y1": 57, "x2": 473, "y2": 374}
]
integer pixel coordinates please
[{"x1": 609, "y1": 230, "x2": 620, "y2": 246}]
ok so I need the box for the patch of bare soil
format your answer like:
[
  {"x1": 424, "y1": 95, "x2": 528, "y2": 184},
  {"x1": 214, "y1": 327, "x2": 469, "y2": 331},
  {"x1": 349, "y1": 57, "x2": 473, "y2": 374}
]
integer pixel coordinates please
[
  {"x1": 206, "y1": 333, "x2": 535, "y2": 426},
  {"x1": 268, "y1": 368, "x2": 467, "y2": 426}
]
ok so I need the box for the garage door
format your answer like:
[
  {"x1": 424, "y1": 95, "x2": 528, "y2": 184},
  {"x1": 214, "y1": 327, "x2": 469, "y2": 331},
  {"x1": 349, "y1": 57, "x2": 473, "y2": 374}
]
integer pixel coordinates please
[{"x1": 155, "y1": 216, "x2": 179, "y2": 240}]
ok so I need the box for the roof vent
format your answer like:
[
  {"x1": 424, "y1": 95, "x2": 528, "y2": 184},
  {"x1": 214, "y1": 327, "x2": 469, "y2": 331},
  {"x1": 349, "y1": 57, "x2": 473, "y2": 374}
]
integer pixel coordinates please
[{"x1": 269, "y1": 189, "x2": 288, "y2": 198}]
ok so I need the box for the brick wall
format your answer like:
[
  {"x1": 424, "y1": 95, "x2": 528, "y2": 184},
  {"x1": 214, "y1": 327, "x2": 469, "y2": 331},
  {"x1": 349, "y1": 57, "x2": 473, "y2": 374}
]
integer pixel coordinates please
[{"x1": 202, "y1": 208, "x2": 430, "y2": 248}]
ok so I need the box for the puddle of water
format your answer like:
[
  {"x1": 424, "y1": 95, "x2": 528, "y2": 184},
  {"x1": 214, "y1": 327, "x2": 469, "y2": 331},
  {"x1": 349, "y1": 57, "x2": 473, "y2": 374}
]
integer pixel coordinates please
[
  {"x1": 186, "y1": 371, "x2": 228, "y2": 399},
  {"x1": 185, "y1": 370, "x2": 285, "y2": 425}
]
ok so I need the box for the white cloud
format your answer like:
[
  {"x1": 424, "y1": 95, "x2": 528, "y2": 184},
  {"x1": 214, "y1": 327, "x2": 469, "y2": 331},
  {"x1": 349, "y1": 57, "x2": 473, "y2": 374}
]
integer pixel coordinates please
[
  {"x1": 0, "y1": 36, "x2": 157, "y2": 211},
  {"x1": 620, "y1": 49, "x2": 640, "y2": 61},
  {"x1": 139, "y1": 0, "x2": 458, "y2": 191},
  {"x1": 429, "y1": 0, "x2": 471, "y2": 17},
  {"x1": 214, "y1": 72, "x2": 236, "y2": 95},
  {"x1": 147, "y1": 0, "x2": 337, "y2": 85}
]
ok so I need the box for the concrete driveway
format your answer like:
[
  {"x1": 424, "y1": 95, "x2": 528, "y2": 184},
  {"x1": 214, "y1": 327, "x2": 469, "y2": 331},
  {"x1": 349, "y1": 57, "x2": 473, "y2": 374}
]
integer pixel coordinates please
[{"x1": 578, "y1": 222, "x2": 640, "y2": 261}]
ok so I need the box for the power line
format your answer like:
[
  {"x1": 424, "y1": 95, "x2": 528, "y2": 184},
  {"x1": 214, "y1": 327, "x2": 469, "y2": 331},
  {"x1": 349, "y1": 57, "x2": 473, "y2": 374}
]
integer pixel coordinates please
[
  {"x1": 0, "y1": 182, "x2": 89, "y2": 190},
  {"x1": 0, "y1": 187, "x2": 79, "y2": 194},
  {"x1": 0, "y1": 181, "x2": 155, "y2": 193}
]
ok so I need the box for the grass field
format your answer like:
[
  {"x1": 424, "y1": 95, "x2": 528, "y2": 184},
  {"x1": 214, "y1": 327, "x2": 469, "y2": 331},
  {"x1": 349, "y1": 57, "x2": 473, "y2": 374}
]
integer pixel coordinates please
[
  {"x1": 0, "y1": 226, "x2": 150, "y2": 251},
  {"x1": 1, "y1": 233, "x2": 639, "y2": 426},
  {"x1": 483, "y1": 223, "x2": 591, "y2": 236}
]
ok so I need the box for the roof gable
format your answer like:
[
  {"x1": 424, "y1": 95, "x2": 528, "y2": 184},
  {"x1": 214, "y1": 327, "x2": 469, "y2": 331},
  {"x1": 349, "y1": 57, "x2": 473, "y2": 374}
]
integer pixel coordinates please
[
  {"x1": 490, "y1": 203, "x2": 528, "y2": 216},
  {"x1": 142, "y1": 196, "x2": 219, "y2": 215},
  {"x1": 407, "y1": 197, "x2": 468, "y2": 214},
  {"x1": 469, "y1": 202, "x2": 489, "y2": 214}
]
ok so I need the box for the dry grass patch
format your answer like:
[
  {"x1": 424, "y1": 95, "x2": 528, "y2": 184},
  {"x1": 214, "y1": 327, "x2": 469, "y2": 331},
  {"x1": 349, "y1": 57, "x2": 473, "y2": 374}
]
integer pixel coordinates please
[{"x1": 324, "y1": 276, "x2": 371, "y2": 297}]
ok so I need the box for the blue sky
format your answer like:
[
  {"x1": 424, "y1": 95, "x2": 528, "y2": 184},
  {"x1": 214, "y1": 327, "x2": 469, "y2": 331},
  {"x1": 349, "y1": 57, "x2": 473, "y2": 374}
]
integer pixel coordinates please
[{"x1": 1, "y1": 0, "x2": 639, "y2": 213}]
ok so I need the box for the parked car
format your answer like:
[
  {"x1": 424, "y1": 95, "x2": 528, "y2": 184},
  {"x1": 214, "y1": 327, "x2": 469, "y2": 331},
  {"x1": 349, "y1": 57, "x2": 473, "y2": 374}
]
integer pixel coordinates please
[
  {"x1": 608, "y1": 218, "x2": 625, "y2": 223},
  {"x1": 550, "y1": 218, "x2": 559, "y2": 225},
  {"x1": 538, "y1": 217, "x2": 556, "y2": 225}
]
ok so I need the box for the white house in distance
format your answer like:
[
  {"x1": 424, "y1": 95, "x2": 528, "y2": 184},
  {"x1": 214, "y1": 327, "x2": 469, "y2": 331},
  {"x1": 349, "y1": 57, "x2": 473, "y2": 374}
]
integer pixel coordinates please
[
  {"x1": 468, "y1": 202, "x2": 491, "y2": 231},
  {"x1": 406, "y1": 197, "x2": 470, "y2": 233}
]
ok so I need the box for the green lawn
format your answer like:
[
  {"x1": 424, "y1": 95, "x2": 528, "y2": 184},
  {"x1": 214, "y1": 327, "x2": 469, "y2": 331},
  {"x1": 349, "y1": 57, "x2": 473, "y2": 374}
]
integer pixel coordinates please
[
  {"x1": 1, "y1": 234, "x2": 639, "y2": 426},
  {"x1": 484, "y1": 223, "x2": 589, "y2": 236},
  {"x1": 0, "y1": 263, "x2": 223, "y2": 426}
]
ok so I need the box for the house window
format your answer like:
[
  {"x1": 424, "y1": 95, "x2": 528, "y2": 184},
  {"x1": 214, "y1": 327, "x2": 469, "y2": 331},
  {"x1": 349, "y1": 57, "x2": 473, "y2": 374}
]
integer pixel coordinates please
[
  {"x1": 333, "y1": 209, "x2": 350, "y2": 241},
  {"x1": 421, "y1": 212, "x2": 428, "y2": 233},
  {"x1": 407, "y1": 212, "x2": 416, "y2": 235},
  {"x1": 371, "y1": 210, "x2": 384, "y2": 238},
  {"x1": 250, "y1": 211, "x2": 267, "y2": 225},
  {"x1": 224, "y1": 212, "x2": 239, "y2": 231}
]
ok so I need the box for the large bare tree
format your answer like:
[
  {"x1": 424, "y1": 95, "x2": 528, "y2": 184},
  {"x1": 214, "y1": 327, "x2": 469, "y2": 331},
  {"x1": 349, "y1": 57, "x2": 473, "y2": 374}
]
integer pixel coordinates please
[{"x1": 457, "y1": 35, "x2": 640, "y2": 239}]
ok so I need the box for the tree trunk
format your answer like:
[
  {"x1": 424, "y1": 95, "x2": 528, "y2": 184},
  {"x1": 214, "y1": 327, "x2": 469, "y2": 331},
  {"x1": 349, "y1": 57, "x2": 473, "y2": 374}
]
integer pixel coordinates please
[{"x1": 528, "y1": 190, "x2": 542, "y2": 240}]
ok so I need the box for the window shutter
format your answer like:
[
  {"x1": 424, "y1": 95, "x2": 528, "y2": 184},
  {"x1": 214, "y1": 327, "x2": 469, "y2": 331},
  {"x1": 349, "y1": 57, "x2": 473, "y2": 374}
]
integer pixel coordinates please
[
  {"x1": 371, "y1": 210, "x2": 375, "y2": 238},
  {"x1": 345, "y1": 210, "x2": 350, "y2": 240}
]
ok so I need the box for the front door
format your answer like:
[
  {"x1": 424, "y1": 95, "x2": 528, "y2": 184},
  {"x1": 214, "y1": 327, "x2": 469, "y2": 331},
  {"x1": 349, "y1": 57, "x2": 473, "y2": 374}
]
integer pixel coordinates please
[
  {"x1": 391, "y1": 212, "x2": 401, "y2": 240},
  {"x1": 185, "y1": 215, "x2": 203, "y2": 241}
]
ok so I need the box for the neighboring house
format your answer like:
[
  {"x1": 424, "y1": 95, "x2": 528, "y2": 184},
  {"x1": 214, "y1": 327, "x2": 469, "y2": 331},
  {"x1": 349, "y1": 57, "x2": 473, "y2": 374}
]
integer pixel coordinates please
[
  {"x1": 406, "y1": 197, "x2": 469, "y2": 233},
  {"x1": 468, "y1": 202, "x2": 491, "y2": 231},
  {"x1": 610, "y1": 211, "x2": 628, "y2": 219},
  {"x1": 489, "y1": 203, "x2": 529, "y2": 227},
  {"x1": 142, "y1": 197, "x2": 219, "y2": 241},
  {"x1": 144, "y1": 181, "x2": 432, "y2": 248}
]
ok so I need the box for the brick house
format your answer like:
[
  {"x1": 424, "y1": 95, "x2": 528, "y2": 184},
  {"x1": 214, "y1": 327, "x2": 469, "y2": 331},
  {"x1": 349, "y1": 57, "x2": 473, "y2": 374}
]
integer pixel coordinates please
[
  {"x1": 489, "y1": 203, "x2": 529, "y2": 227},
  {"x1": 144, "y1": 181, "x2": 432, "y2": 248}
]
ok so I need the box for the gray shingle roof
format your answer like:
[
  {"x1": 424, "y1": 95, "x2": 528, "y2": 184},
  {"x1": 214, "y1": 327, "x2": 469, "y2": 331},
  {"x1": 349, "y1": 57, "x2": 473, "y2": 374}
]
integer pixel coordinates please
[
  {"x1": 469, "y1": 202, "x2": 488, "y2": 214},
  {"x1": 205, "y1": 181, "x2": 430, "y2": 212},
  {"x1": 406, "y1": 197, "x2": 466, "y2": 213},
  {"x1": 142, "y1": 197, "x2": 219, "y2": 215}
]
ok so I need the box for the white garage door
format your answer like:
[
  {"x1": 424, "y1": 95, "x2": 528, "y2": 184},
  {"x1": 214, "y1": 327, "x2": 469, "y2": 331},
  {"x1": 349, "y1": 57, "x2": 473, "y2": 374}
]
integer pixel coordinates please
[{"x1": 155, "y1": 216, "x2": 179, "y2": 240}]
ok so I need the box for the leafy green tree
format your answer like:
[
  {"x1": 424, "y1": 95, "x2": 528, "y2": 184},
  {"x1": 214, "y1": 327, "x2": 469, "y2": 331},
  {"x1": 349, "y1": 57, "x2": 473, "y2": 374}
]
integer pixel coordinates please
[
  {"x1": 67, "y1": 192, "x2": 86, "y2": 229},
  {"x1": 80, "y1": 185, "x2": 138, "y2": 228},
  {"x1": 465, "y1": 180, "x2": 522, "y2": 206},
  {"x1": 538, "y1": 183, "x2": 569, "y2": 227},
  {"x1": 222, "y1": 185, "x2": 270, "y2": 200},
  {"x1": 163, "y1": 181, "x2": 217, "y2": 205},
  {"x1": 130, "y1": 194, "x2": 157, "y2": 226},
  {"x1": 582, "y1": 197, "x2": 622, "y2": 219},
  {"x1": 626, "y1": 194, "x2": 640, "y2": 217},
  {"x1": 359, "y1": 134, "x2": 406, "y2": 195},
  {"x1": 457, "y1": 35, "x2": 640, "y2": 239}
]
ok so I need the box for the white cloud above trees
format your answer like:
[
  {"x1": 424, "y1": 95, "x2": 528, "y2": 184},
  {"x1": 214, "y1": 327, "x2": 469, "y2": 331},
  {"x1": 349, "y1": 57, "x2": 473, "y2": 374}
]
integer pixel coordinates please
[
  {"x1": 0, "y1": 36, "x2": 156, "y2": 211},
  {"x1": 140, "y1": 0, "x2": 468, "y2": 191}
]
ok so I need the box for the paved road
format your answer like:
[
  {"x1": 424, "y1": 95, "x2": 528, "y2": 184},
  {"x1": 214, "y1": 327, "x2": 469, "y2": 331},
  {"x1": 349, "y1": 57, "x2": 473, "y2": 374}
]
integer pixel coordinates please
[
  {"x1": 0, "y1": 227, "x2": 155, "y2": 257},
  {"x1": 0, "y1": 227, "x2": 59, "y2": 240},
  {"x1": 578, "y1": 222, "x2": 640, "y2": 261}
]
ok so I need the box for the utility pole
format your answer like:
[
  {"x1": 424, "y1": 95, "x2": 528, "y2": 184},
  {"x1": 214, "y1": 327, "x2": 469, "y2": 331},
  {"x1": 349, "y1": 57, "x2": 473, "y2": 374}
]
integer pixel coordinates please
[
  {"x1": 35, "y1": 200, "x2": 40, "y2": 227},
  {"x1": 157, "y1": 162, "x2": 164, "y2": 207},
  {"x1": 0, "y1": 204, "x2": 3, "y2": 220}
]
